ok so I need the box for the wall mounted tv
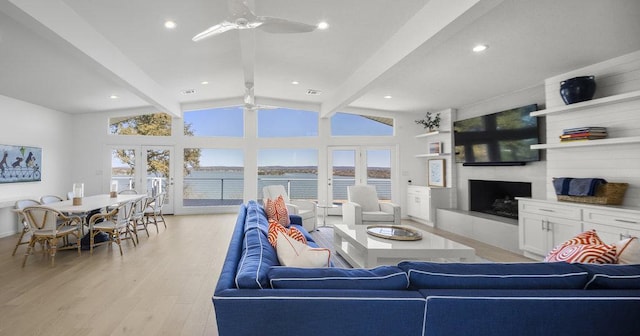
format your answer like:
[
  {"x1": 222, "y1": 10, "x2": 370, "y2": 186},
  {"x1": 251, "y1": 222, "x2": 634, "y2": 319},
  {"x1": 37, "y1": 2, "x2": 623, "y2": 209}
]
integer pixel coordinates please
[{"x1": 454, "y1": 104, "x2": 540, "y2": 166}]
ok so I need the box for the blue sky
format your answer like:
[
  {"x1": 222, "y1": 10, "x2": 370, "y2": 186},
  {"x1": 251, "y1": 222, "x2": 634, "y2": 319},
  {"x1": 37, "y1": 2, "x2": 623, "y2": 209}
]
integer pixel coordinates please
[{"x1": 180, "y1": 107, "x2": 393, "y2": 167}]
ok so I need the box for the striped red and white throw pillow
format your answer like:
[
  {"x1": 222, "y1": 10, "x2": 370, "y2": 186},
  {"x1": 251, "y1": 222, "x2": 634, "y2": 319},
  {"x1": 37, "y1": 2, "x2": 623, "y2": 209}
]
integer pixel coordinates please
[
  {"x1": 268, "y1": 219, "x2": 307, "y2": 248},
  {"x1": 265, "y1": 195, "x2": 290, "y2": 227},
  {"x1": 545, "y1": 243, "x2": 617, "y2": 263}
]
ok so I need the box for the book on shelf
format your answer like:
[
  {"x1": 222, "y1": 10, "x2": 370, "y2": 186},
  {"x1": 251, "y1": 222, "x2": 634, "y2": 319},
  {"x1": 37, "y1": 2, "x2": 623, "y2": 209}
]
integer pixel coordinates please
[
  {"x1": 560, "y1": 136, "x2": 608, "y2": 142},
  {"x1": 559, "y1": 132, "x2": 607, "y2": 139},
  {"x1": 562, "y1": 126, "x2": 607, "y2": 134}
]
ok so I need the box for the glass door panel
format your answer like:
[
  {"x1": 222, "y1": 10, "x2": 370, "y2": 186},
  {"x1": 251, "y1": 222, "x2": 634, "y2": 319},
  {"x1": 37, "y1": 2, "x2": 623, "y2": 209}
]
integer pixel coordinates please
[
  {"x1": 143, "y1": 146, "x2": 174, "y2": 214},
  {"x1": 366, "y1": 149, "x2": 391, "y2": 201},
  {"x1": 111, "y1": 148, "x2": 137, "y2": 191},
  {"x1": 328, "y1": 148, "x2": 358, "y2": 205}
]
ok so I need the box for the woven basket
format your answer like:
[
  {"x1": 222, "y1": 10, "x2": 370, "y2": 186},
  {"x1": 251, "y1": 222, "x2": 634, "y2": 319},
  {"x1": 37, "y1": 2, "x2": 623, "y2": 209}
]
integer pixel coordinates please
[{"x1": 557, "y1": 182, "x2": 629, "y2": 205}]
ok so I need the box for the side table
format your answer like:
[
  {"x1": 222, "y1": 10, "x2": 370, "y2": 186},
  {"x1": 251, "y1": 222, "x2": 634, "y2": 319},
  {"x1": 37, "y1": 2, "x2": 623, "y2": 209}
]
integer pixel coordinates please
[{"x1": 316, "y1": 203, "x2": 338, "y2": 229}]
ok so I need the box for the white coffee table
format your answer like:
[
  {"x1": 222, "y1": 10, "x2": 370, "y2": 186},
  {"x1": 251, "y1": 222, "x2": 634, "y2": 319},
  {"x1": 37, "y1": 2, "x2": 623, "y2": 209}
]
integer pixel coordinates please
[{"x1": 333, "y1": 224, "x2": 476, "y2": 268}]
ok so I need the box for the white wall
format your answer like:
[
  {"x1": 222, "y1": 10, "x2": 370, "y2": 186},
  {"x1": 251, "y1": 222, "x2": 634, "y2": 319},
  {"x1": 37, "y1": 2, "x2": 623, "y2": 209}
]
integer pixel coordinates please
[
  {"x1": 0, "y1": 95, "x2": 72, "y2": 237},
  {"x1": 454, "y1": 86, "x2": 547, "y2": 210}
]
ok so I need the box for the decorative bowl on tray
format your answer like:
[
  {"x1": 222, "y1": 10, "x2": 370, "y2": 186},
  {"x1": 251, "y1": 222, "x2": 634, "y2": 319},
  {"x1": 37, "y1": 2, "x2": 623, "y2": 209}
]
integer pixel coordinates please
[{"x1": 366, "y1": 225, "x2": 422, "y2": 241}]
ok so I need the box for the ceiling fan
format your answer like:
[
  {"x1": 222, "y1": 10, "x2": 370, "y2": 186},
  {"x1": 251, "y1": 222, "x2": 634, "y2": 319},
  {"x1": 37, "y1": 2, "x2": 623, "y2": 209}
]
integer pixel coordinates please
[
  {"x1": 193, "y1": 0, "x2": 318, "y2": 41},
  {"x1": 243, "y1": 82, "x2": 277, "y2": 110}
]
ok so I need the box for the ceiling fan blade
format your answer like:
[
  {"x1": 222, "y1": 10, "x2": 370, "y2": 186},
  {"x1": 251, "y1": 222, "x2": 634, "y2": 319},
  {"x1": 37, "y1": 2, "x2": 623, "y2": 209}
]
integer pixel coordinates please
[
  {"x1": 257, "y1": 16, "x2": 317, "y2": 34},
  {"x1": 192, "y1": 21, "x2": 238, "y2": 41}
]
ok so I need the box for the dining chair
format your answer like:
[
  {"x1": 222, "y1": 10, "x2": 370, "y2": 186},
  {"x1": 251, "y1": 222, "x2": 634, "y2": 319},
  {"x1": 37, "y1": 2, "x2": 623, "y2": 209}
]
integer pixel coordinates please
[
  {"x1": 21, "y1": 206, "x2": 82, "y2": 267},
  {"x1": 88, "y1": 201, "x2": 137, "y2": 255},
  {"x1": 40, "y1": 195, "x2": 64, "y2": 204},
  {"x1": 144, "y1": 192, "x2": 167, "y2": 233},
  {"x1": 129, "y1": 196, "x2": 150, "y2": 242},
  {"x1": 12, "y1": 199, "x2": 40, "y2": 256}
]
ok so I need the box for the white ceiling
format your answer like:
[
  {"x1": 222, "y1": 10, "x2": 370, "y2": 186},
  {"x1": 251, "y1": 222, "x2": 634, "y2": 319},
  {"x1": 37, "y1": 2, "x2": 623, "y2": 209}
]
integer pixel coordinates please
[{"x1": 1, "y1": 0, "x2": 639, "y2": 117}]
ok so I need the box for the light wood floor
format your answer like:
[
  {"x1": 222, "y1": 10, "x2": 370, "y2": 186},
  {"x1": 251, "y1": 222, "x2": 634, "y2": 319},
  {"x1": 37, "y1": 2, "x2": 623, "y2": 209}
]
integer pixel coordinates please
[{"x1": 0, "y1": 214, "x2": 531, "y2": 336}]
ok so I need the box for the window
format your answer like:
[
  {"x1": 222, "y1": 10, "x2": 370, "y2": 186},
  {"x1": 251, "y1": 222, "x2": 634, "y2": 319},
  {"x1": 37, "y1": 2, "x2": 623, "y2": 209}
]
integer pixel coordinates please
[
  {"x1": 183, "y1": 106, "x2": 244, "y2": 137},
  {"x1": 258, "y1": 108, "x2": 318, "y2": 137},
  {"x1": 331, "y1": 113, "x2": 393, "y2": 136},
  {"x1": 183, "y1": 149, "x2": 244, "y2": 206},
  {"x1": 109, "y1": 113, "x2": 172, "y2": 136},
  {"x1": 257, "y1": 149, "x2": 318, "y2": 201}
]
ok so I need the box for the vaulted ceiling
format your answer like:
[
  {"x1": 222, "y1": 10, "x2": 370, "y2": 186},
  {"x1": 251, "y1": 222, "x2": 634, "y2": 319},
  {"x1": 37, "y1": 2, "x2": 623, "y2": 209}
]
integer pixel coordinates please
[{"x1": 1, "y1": 0, "x2": 639, "y2": 118}]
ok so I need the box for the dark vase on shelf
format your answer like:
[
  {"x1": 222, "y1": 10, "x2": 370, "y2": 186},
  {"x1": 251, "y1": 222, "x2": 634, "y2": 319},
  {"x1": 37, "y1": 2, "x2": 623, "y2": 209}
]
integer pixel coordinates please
[{"x1": 559, "y1": 76, "x2": 596, "y2": 105}]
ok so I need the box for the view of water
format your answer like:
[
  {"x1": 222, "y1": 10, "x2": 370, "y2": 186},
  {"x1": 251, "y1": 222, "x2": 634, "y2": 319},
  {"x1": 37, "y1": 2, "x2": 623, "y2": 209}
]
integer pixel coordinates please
[{"x1": 183, "y1": 170, "x2": 391, "y2": 203}]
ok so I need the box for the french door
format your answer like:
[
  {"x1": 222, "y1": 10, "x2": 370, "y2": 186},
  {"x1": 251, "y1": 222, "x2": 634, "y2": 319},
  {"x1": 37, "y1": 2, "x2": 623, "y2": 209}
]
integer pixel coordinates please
[
  {"x1": 327, "y1": 146, "x2": 394, "y2": 213},
  {"x1": 110, "y1": 145, "x2": 175, "y2": 214}
]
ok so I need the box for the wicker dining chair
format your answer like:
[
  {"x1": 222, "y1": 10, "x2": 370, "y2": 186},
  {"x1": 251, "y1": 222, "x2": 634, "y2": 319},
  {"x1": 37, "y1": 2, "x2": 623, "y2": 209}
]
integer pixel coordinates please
[
  {"x1": 12, "y1": 199, "x2": 41, "y2": 256},
  {"x1": 88, "y1": 201, "x2": 137, "y2": 255},
  {"x1": 21, "y1": 206, "x2": 82, "y2": 267},
  {"x1": 129, "y1": 196, "x2": 150, "y2": 242},
  {"x1": 144, "y1": 192, "x2": 167, "y2": 233},
  {"x1": 40, "y1": 195, "x2": 64, "y2": 204}
]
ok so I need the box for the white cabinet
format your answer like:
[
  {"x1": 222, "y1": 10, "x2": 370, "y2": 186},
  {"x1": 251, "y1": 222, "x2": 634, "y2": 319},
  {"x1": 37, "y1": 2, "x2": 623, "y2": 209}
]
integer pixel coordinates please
[
  {"x1": 518, "y1": 198, "x2": 640, "y2": 260},
  {"x1": 582, "y1": 208, "x2": 640, "y2": 244},
  {"x1": 407, "y1": 186, "x2": 450, "y2": 226},
  {"x1": 518, "y1": 200, "x2": 582, "y2": 259}
]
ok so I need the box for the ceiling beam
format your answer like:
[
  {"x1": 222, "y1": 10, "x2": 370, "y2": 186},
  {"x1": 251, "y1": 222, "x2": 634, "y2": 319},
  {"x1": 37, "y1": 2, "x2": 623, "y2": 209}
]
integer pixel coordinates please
[
  {"x1": 2, "y1": 0, "x2": 182, "y2": 118},
  {"x1": 319, "y1": 0, "x2": 504, "y2": 118}
]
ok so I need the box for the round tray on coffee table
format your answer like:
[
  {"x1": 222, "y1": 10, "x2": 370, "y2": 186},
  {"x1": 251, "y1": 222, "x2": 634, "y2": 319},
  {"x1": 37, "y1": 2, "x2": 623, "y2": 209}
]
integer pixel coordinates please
[{"x1": 366, "y1": 225, "x2": 422, "y2": 241}]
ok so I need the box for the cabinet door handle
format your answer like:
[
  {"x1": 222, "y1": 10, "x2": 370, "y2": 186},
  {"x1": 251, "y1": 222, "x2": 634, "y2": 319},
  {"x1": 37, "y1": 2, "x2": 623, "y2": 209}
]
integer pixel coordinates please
[
  {"x1": 415, "y1": 197, "x2": 420, "y2": 203},
  {"x1": 614, "y1": 219, "x2": 638, "y2": 224},
  {"x1": 620, "y1": 233, "x2": 631, "y2": 240},
  {"x1": 541, "y1": 220, "x2": 546, "y2": 231},
  {"x1": 539, "y1": 209, "x2": 555, "y2": 213}
]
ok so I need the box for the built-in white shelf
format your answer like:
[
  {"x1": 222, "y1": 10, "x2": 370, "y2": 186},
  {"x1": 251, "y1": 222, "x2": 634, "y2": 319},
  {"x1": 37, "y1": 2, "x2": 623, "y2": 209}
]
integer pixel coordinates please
[
  {"x1": 531, "y1": 136, "x2": 640, "y2": 150},
  {"x1": 531, "y1": 89, "x2": 640, "y2": 117},
  {"x1": 415, "y1": 130, "x2": 450, "y2": 138},
  {"x1": 415, "y1": 153, "x2": 450, "y2": 158}
]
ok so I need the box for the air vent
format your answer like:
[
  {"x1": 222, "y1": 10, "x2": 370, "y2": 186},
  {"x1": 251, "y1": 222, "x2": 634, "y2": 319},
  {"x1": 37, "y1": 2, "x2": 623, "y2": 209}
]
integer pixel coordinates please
[
  {"x1": 306, "y1": 89, "x2": 322, "y2": 95},
  {"x1": 181, "y1": 89, "x2": 196, "y2": 95}
]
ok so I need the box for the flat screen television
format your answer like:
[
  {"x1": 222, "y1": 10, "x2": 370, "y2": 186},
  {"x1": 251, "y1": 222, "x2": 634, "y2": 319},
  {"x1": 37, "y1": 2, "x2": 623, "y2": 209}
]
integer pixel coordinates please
[{"x1": 454, "y1": 104, "x2": 540, "y2": 166}]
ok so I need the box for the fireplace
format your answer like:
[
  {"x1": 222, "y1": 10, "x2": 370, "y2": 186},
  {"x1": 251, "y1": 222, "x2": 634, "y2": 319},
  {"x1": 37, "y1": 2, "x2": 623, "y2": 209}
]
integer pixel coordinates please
[{"x1": 469, "y1": 180, "x2": 532, "y2": 220}]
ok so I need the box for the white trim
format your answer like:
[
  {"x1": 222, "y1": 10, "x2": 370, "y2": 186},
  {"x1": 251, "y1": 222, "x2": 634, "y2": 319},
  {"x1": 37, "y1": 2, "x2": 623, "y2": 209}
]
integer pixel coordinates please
[
  {"x1": 425, "y1": 295, "x2": 640, "y2": 301},
  {"x1": 269, "y1": 272, "x2": 409, "y2": 289},
  {"x1": 585, "y1": 274, "x2": 640, "y2": 289},
  {"x1": 408, "y1": 270, "x2": 588, "y2": 278},
  {"x1": 214, "y1": 295, "x2": 426, "y2": 302}
]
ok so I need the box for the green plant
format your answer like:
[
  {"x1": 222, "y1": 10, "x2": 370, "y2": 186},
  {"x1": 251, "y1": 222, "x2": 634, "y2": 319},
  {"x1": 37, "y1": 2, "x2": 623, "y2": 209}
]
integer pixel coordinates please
[{"x1": 415, "y1": 112, "x2": 441, "y2": 130}]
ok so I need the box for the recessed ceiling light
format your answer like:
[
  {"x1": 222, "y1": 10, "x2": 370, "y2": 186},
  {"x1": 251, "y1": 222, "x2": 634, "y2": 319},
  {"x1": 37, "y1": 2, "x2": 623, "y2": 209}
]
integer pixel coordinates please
[
  {"x1": 109, "y1": 95, "x2": 119, "y2": 99},
  {"x1": 164, "y1": 20, "x2": 176, "y2": 29},
  {"x1": 201, "y1": 81, "x2": 209, "y2": 85},
  {"x1": 317, "y1": 21, "x2": 329, "y2": 30},
  {"x1": 291, "y1": 81, "x2": 300, "y2": 85},
  {"x1": 473, "y1": 44, "x2": 488, "y2": 53},
  {"x1": 383, "y1": 95, "x2": 392, "y2": 99}
]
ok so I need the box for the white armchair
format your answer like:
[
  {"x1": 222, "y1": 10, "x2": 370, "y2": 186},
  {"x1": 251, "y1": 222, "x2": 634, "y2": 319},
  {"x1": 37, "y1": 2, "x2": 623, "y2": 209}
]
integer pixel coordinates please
[
  {"x1": 343, "y1": 185, "x2": 401, "y2": 226},
  {"x1": 262, "y1": 185, "x2": 317, "y2": 232}
]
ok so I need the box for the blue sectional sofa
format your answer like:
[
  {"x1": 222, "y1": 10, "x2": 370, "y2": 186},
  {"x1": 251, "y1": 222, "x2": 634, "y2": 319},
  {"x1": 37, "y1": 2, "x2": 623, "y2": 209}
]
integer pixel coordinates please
[{"x1": 213, "y1": 201, "x2": 640, "y2": 336}]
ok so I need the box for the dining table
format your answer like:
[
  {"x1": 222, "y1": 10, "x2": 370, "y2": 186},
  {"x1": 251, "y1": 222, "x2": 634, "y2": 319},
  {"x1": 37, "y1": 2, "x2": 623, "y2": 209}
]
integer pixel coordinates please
[{"x1": 44, "y1": 193, "x2": 147, "y2": 233}]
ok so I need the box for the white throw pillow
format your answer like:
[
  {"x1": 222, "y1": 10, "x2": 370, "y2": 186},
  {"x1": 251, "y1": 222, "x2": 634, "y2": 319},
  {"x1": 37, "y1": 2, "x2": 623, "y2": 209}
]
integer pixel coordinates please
[
  {"x1": 615, "y1": 237, "x2": 640, "y2": 264},
  {"x1": 276, "y1": 231, "x2": 331, "y2": 267}
]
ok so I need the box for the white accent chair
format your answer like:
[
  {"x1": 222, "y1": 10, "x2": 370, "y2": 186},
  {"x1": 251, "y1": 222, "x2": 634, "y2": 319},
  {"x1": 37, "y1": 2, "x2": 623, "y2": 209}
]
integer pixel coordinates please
[
  {"x1": 262, "y1": 185, "x2": 317, "y2": 232},
  {"x1": 343, "y1": 185, "x2": 401, "y2": 226}
]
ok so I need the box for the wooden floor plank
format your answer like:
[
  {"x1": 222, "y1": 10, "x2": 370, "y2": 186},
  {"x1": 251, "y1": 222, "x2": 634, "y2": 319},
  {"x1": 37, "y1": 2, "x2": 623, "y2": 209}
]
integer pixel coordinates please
[{"x1": 0, "y1": 213, "x2": 531, "y2": 335}]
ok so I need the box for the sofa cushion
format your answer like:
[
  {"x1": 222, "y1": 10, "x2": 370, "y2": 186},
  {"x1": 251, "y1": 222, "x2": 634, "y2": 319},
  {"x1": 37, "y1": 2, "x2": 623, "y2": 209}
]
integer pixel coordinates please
[
  {"x1": 265, "y1": 195, "x2": 291, "y2": 227},
  {"x1": 398, "y1": 262, "x2": 589, "y2": 289},
  {"x1": 276, "y1": 231, "x2": 330, "y2": 268},
  {"x1": 235, "y1": 226, "x2": 280, "y2": 289},
  {"x1": 578, "y1": 264, "x2": 640, "y2": 289},
  {"x1": 268, "y1": 265, "x2": 409, "y2": 289},
  {"x1": 616, "y1": 237, "x2": 640, "y2": 264},
  {"x1": 243, "y1": 200, "x2": 270, "y2": 235}
]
